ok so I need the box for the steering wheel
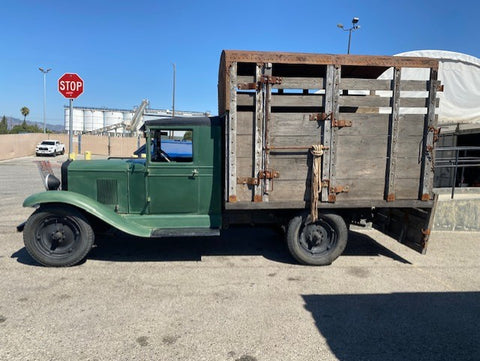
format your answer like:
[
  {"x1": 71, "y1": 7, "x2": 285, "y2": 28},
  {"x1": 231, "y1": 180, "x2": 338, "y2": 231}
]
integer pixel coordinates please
[{"x1": 159, "y1": 149, "x2": 171, "y2": 163}]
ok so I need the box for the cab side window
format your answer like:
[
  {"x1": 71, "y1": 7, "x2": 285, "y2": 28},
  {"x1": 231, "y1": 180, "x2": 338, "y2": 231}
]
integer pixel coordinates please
[{"x1": 151, "y1": 129, "x2": 193, "y2": 163}]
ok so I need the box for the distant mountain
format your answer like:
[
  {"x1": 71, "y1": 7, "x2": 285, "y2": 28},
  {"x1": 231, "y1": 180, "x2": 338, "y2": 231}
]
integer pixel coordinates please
[{"x1": 3, "y1": 116, "x2": 64, "y2": 133}]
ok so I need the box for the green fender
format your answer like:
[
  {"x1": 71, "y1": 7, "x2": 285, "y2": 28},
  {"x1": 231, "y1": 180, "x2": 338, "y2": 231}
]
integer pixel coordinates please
[{"x1": 23, "y1": 191, "x2": 151, "y2": 238}]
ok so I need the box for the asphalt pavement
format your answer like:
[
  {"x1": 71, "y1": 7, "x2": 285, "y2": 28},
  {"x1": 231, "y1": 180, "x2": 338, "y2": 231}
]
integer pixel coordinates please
[{"x1": 0, "y1": 156, "x2": 479, "y2": 361}]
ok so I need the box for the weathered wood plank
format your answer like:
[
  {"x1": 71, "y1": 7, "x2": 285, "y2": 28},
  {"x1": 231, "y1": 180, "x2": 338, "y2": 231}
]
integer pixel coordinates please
[
  {"x1": 339, "y1": 95, "x2": 439, "y2": 108},
  {"x1": 385, "y1": 67, "x2": 401, "y2": 200},
  {"x1": 237, "y1": 93, "x2": 325, "y2": 107},
  {"x1": 270, "y1": 135, "x2": 322, "y2": 148},
  {"x1": 270, "y1": 113, "x2": 323, "y2": 136},
  {"x1": 268, "y1": 180, "x2": 309, "y2": 202},
  {"x1": 340, "y1": 79, "x2": 430, "y2": 91},
  {"x1": 237, "y1": 76, "x2": 325, "y2": 90},
  {"x1": 336, "y1": 135, "x2": 388, "y2": 159},
  {"x1": 335, "y1": 156, "x2": 387, "y2": 179},
  {"x1": 237, "y1": 111, "x2": 254, "y2": 135},
  {"x1": 395, "y1": 178, "x2": 421, "y2": 199}
]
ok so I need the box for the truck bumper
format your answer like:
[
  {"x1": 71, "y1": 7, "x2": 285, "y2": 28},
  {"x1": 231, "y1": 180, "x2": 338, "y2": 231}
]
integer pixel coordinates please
[{"x1": 17, "y1": 221, "x2": 26, "y2": 232}]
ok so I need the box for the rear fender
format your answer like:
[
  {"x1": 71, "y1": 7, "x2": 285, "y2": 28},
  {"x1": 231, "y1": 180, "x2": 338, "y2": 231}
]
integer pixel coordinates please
[{"x1": 22, "y1": 191, "x2": 151, "y2": 237}]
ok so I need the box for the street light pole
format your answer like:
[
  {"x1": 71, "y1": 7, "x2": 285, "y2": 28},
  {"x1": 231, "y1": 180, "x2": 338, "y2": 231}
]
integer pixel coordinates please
[
  {"x1": 38, "y1": 67, "x2": 52, "y2": 133},
  {"x1": 172, "y1": 63, "x2": 176, "y2": 118},
  {"x1": 337, "y1": 17, "x2": 360, "y2": 54}
]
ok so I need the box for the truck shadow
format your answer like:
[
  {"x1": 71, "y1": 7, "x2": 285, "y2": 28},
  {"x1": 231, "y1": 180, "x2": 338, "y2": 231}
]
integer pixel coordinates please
[
  {"x1": 302, "y1": 292, "x2": 480, "y2": 361},
  {"x1": 12, "y1": 227, "x2": 410, "y2": 266}
]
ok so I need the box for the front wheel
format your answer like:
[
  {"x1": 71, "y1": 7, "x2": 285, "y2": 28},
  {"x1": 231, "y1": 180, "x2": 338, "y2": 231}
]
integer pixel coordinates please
[
  {"x1": 23, "y1": 205, "x2": 94, "y2": 267},
  {"x1": 287, "y1": 212, "x2": 348, "y2": 266}
]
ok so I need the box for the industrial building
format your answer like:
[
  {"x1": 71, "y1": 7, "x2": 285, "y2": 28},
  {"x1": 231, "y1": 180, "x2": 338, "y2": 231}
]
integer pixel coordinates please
[{"x1": 64, "y1": 103, "x2": 209, "y2": 135}]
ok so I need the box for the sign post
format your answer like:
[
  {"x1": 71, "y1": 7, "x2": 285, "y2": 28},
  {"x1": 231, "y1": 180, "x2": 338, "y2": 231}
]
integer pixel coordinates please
[{"x1": 58, "y1": 73, "x2": 84, "y2": 156}]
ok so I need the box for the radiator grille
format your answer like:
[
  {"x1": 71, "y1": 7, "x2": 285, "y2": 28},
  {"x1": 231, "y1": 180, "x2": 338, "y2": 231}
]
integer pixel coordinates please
[{"x1": 97, "y1": 179, "x2": 118, "y2": 205}]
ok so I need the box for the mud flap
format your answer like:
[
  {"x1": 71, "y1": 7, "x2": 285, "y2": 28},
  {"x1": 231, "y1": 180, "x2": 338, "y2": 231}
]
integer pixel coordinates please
[{"x1": 372, "y1": 194, "x2": 438, "y2": 254}]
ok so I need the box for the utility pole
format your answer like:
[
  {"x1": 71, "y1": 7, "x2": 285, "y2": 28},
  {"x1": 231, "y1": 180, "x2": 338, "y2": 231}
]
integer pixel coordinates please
[
  {"x1": 39, "y1": 67, "x2": 52, "y2": 133},
  {"x1": 172, "y1": 63, "x2": 176, "y2": 118}
]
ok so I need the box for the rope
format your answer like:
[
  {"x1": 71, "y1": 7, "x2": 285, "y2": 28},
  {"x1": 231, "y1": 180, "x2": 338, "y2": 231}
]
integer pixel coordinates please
[{"x1": 310, "y1": 145, "x2": 324, "y2": 222}]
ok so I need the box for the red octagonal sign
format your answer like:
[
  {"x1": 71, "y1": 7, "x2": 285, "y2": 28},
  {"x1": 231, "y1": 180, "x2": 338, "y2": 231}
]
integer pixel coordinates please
[{"x1": 58, "y1": 73, "x2": 84, "y2": 99}]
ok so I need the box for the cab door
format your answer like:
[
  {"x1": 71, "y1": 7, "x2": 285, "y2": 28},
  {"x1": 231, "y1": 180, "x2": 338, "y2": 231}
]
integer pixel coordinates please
[{"x1": 146, "y1": 128, "x2": 199, "y2": 214}]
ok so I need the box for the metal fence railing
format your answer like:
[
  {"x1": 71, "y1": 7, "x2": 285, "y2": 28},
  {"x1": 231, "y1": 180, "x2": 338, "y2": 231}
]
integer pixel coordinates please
[{"x1": 435, "y1": 146, "x2": 480, "y2": 198}]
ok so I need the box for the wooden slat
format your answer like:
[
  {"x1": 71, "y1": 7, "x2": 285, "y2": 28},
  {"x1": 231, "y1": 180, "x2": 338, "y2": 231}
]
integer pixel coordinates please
[
  {"x1": 385, "y1": 67, "x2": 401, "y2": 200},
  {"x1": 341, "y1": 79, "x2": 391, "y2": 90},
  {"x1": 237, "y1": 93, "x2": 325, "y2": 107},
  {"x1": 339, "y1": 96, "x2": 439, "y2": 108},
  {"x1": 237, "y1": 111, "x2": 254, "y2": 135},
  {"x1": 270, "y1": 113, "x2": 323, "y2": 136}
]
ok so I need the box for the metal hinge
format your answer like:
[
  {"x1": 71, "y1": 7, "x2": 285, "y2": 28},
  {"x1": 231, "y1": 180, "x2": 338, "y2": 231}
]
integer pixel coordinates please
[
  {"x1": 237, "y1": 177, "x2": 259, "y2": 185},
  {"x1": 237, "y1": 170, "x2": 280, "y2": 186},
  {"x1": 428, "y1": 126, "x2": 441, "y2": 143},
  {"x1": 237, "y1": 76, "x2": 282, "y2": 91},
  {"x1": 332, "y1": 119, "x2": 352, "y2": 128},
  {"x1": 323, "y1": 180, "x2": 349, "y2": 203},
  {"x1": 259, "y1": 75, "x2": 282, "y2": 85}
]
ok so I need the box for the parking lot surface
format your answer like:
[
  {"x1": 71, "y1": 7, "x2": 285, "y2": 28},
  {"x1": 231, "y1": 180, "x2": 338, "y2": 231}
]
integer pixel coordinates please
[{"x1": 1, "y1": 156, "x2": 479, "y2": 361}]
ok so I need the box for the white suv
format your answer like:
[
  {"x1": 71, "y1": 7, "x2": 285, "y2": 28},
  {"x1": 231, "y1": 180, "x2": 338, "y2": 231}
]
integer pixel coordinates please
[{"x1": 35, "y1": 140, "x2": 65, "y2": 157}]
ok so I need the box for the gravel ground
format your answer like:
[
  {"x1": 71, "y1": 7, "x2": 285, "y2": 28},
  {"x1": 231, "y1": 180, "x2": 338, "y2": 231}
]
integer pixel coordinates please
[{"x1": 0, "y1": 156, "x2": 479, "y2": 361}]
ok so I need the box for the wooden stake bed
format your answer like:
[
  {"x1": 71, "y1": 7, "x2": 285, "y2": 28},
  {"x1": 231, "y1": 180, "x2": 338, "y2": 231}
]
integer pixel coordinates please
[{"x1": 218, "y1": 50, "x2": 440, "y2": 210}]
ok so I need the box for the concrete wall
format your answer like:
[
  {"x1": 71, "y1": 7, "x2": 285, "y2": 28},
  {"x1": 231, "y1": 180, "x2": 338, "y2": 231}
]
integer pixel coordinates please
[
  {"x1": 433, "y1": 188, "x2": 480, "y2": 231},
  {"x1": 0, "y1": 134, "x2": 142, "y2": 160}
]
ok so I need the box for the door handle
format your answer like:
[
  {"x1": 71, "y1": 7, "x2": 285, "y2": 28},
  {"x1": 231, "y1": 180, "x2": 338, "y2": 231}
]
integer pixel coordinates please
[{"x1": 192, "y1": 169, "x2": 199, "y2": 177}]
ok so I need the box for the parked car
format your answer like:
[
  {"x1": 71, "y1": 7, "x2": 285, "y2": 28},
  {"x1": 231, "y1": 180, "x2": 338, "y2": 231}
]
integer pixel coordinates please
[{"x1": 35, "y1": 140, "x2": 65, "y2": 157}]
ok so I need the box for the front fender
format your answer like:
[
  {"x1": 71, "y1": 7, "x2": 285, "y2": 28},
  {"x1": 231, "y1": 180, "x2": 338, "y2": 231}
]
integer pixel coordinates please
[{"x1": 23, "y1": 191, "x2": 151, "y2": 238}]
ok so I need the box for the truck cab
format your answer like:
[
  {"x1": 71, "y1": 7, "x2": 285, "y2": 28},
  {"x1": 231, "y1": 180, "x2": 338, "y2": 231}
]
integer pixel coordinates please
[{"x1": 21, "y1": 117, "x2": 223, "y2": 266}]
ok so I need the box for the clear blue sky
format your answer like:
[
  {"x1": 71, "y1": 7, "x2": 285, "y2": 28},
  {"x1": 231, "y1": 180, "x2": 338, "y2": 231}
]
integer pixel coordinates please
[{"x1": 0, "y1": 0, "x2": 478, "y2": 126}]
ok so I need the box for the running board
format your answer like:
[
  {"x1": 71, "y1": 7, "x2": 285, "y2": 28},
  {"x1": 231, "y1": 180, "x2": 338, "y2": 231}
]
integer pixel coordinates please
[{"x1": 150, "y1": 228, "x2": 220, "y2": 238}]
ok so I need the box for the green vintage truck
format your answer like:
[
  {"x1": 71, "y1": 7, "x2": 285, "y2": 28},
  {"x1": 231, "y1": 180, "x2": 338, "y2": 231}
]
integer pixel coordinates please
[{"x1": 19, "y1": 50, "x2": 441, "y2": 267}]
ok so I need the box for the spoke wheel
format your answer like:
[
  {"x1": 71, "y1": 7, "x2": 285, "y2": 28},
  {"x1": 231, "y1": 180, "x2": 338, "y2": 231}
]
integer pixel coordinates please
[
  {"x1": 287, "y1": 213, "x2": 348, "y2": 266},
  {"x1": 24, "y1": 206, "x2": 94, "y2": 267}
]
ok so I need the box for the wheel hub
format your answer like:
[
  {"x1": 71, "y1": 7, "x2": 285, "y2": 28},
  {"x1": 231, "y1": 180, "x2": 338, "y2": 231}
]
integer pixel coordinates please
[{"x1": 299, "y1": 221, "x2": 336, "y2": 255}]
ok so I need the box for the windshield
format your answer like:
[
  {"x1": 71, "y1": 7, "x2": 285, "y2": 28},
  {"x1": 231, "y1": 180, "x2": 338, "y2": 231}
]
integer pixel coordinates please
[{"x1": 41, "y1": 141, "x2": 55, "y2": 145}]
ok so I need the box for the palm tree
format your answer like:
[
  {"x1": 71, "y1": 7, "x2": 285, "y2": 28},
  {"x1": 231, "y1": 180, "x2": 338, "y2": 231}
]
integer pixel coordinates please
[{"x1": 20, "y1": 106, "x2": 30, "y2": 122}]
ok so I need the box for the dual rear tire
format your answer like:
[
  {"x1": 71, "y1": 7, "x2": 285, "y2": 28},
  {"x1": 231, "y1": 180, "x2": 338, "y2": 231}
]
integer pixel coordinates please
[{"x1": 286, "y1": 212, "x2": 348, "y2": 266}]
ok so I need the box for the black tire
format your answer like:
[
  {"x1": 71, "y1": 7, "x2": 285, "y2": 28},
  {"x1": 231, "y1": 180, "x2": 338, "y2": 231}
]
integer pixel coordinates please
[
  {"x1": 61, "y1": 149, "x2": 65, "y2": 155},
  {"x1": 287, "y1": 212, "x2": 348, "y2": 266},
  {"x1": 23, "y1": 205, "x2": 94, "y2": 267}
]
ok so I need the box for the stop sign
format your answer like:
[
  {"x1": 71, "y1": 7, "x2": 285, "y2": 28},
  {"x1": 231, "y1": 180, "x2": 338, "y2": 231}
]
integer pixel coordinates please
[{"x1": 58, "y1": 73, "x2": 84, "y2": 99}]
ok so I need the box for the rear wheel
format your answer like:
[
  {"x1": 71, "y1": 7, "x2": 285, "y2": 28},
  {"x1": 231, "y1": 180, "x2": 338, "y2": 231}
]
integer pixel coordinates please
[
  {"x1": 287, "y1": 212, "x2": 348, "y2": 265},
  {"x1": 23, "y1": 205, "x2": 94, "y2": 267}
]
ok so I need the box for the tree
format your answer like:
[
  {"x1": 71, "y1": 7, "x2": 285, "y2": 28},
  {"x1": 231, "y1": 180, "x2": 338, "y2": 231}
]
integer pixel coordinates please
[
  {"x1": 20, "y1": 106, "x2": 30, "y2": 122},
  {"x1": 0, "y1": 115, "x2": 7, "y2": 134},
  {"x1": 182, "y1": 130, "x2": 192, "y2": 141}
]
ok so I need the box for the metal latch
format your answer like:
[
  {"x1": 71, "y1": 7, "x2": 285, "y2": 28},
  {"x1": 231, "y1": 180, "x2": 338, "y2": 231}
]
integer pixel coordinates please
[
  {"x1": 309, "y1": 112, "x2": 352, "y2": 128},
  {"x1": 259, "y1": 170, "x2": 279, "y2": 180},
  {"x1": 237, "y1": 177, "x2": 259, "y2": 185},
  {"x1": 326, "y1": 183, "x2": 350, "y2": 203},
  {"x1": 309, "y1": 113, "x2": 332, "y2": 121},
  {"x1": 237, "y1": 170, "x2": 280, "y2": 188},
  {"x1": 332, "y1": 119, "x2": 352, "y2": 128}
]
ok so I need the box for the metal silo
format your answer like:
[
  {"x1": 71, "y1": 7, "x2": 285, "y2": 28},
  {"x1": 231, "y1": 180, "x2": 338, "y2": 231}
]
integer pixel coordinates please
[
  {"x1": 92, "y1": 110, "x2": 104, "y2": 131},
  {"x1": 83, "y1": 110, "x2": 94, "y2": 132},
  {"x1": 73, "y1": 108, "x2": 84, "y2": 132}
]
